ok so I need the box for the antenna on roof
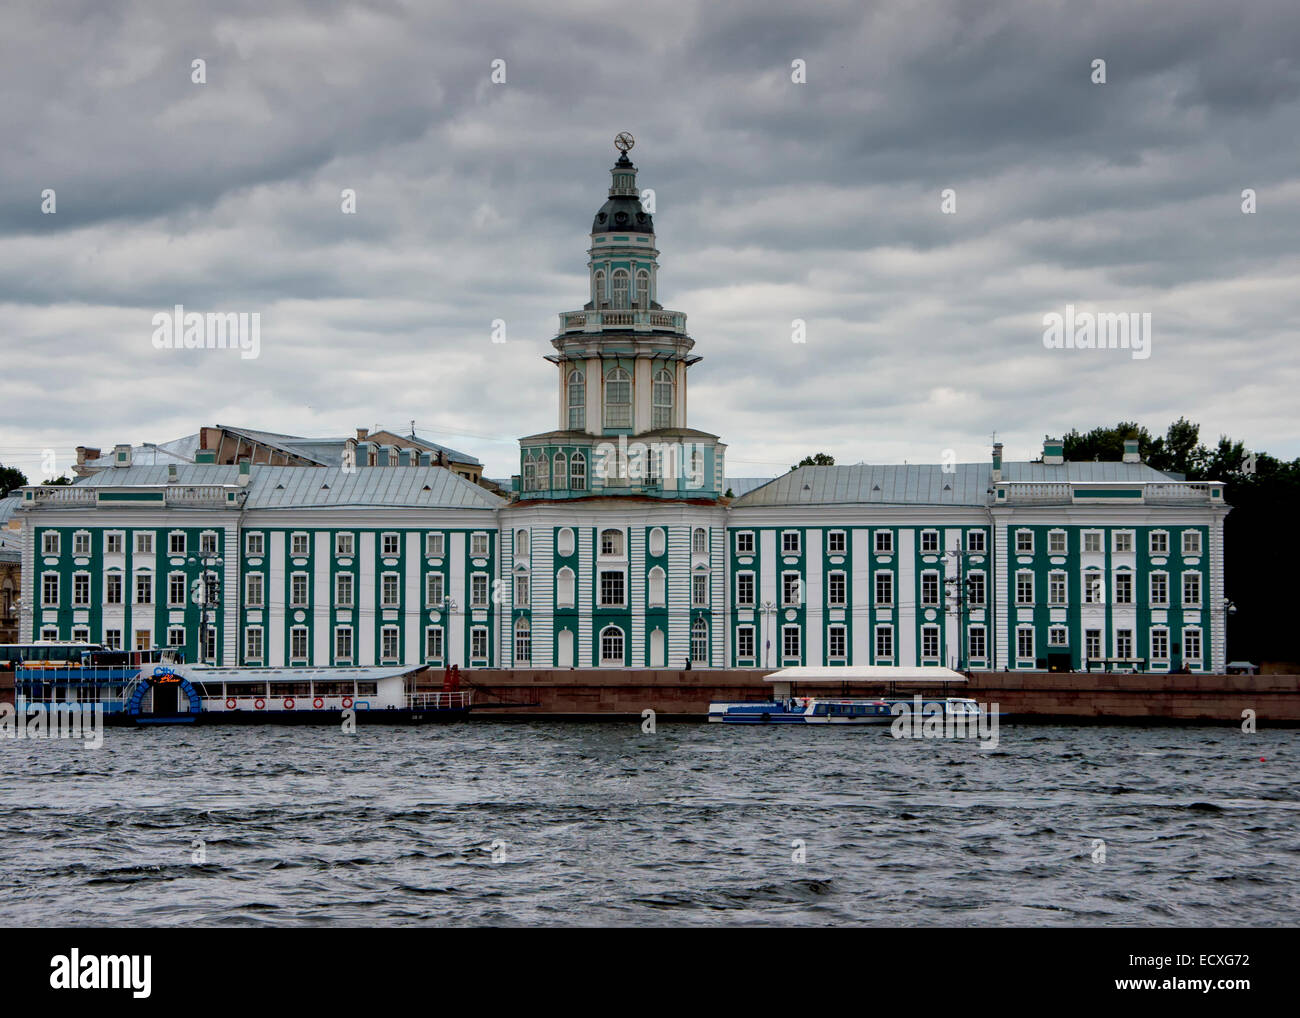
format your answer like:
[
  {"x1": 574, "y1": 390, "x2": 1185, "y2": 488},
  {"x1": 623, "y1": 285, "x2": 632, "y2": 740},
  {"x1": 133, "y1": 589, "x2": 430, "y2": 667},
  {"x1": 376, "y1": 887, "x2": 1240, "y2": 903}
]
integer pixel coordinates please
[{"x1": 410, "y1": 420, "x2": 416, "y2": 439}]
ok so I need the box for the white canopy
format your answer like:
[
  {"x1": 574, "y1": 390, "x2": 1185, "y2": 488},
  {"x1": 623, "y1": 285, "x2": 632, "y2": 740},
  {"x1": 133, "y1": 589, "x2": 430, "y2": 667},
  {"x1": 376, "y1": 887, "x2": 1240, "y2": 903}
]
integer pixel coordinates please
[{"x1": 764, "y1": 665, "x2": 966, "y2": 685}]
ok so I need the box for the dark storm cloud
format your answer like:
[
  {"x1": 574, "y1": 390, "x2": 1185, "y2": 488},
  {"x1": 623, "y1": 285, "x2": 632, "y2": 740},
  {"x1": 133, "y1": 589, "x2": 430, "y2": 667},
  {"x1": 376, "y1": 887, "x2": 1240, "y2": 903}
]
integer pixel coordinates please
[{"x1": 1, "y1": 0, "x2": 1298, "y2": 484}]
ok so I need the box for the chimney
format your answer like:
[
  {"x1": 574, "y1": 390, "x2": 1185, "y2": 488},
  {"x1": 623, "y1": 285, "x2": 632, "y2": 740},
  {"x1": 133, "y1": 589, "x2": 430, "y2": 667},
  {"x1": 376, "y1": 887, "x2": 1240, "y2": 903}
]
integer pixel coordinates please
[
  {"x1": 1122, "y1": 438, "x2": 1140, "y2": 463},
  {"x1": 356, "y1": 427, "x2": 369, "y2": 442},
  {"x1": 1043, "y1": 436, "x2": 1064, "y2": 465},
  {"x1": 238, "y1": 460, "x2": 251, "y2": 486},
  {"x1": 991, "y1": 442, "x2": 1003, "y2": 482},
  {"x1": 113, "y1": 443, "x2": 132, "y2": 468},
  {"x1": 75, "y1": 446, "x2": 100, "y2": 466}
]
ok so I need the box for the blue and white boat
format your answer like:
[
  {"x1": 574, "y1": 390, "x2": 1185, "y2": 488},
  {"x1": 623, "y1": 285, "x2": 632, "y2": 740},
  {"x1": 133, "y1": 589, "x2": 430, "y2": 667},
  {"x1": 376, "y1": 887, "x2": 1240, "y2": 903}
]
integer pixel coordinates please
[{"x1": 708, "y1": 666, "x2": 984, "y2": 725}]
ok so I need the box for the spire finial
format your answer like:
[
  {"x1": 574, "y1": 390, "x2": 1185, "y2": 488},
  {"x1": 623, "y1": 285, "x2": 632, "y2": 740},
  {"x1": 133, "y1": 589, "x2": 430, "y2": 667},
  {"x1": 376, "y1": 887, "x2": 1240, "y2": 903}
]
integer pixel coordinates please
[{"x1": 614, "y1": 131, "x2": 635, "y2": 155}]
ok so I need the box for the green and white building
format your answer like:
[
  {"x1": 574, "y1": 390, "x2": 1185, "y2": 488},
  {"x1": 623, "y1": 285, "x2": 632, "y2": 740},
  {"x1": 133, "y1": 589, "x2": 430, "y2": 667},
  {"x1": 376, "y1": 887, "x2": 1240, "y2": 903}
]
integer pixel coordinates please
[{"x1": 17, "y1": 143, "x2": 1230, "y2": 673}]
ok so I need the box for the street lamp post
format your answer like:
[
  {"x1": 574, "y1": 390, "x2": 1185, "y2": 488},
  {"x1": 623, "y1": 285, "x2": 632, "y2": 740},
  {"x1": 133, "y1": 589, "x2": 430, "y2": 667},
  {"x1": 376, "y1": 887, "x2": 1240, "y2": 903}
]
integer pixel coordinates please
[
  {"x1": 1221, "y1": 597, "x2": 1237, "y2": 669},
  {"x1": 758, "y1": 600, "x2": 777, "y2": 669},
  {"x1": 187, "y1": 554, "x2": 224, "y2": 664}
]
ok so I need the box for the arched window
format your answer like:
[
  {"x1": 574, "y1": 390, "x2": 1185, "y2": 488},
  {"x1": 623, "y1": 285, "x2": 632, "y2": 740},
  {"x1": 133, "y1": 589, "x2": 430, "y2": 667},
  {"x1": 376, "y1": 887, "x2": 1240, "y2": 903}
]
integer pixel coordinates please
[
  {"x1": 689, "y1": 447, "x2": 704, "y2": 488},
  {"x1": 515, "y1": 529, "x2": 529, "y2": 558},
  {"x1": 652, "y1": 368, "x2": 674, "y2": 429},
  {"x1": 600, "y1": 625, "x2": 625, "y2": 665},
  {"x1": 611, "y1": 269, "x2": 629, "y2": 309},
  {"x1": 556, "y1": 566, "x2": 575, "y2": 608},
  {"x1": 557, "y1": 528, "x2": 575, "y2": 557},
  {"x1": 553, "y1": 452, "x2": 567, "y2": 490},
  {"x1": 567, "y1": 369, "x2": 585, "y2": 430},
  {"x1": 605, "y1": 367, "x2": 631, "y2": 428},
  {"x1": 522, "y1": 454, "x2": 536, "y2": 492},
  {"x1": 691, "y1": 618, "x2": 708, "y2": 665},
  {"x1": 536, "y1": 453, "x2": 549, "y2": 490},
  {"x1": 570, "y1": 453, "x2": 587, "y2": 491},
  {"x1": 648, "y1": 527, "x2": 666, "y2": 557},
  {"x1": 600, "y1": 529, "x2": 624, "y2": 557},
  {"x1": 515, "y1": 619, "x2": 531, "y2": 665},
  {"x1": 593, "y1": 270, "x2": 605, "y2": 306},
  {"x1": 693, "y1": 527, "x2": 707, "y2": 554},
  {"x1": 636, "y1": 269, "x2": 650, "y2": 308},
  {"x1": 648, "y1": 566, "x2": 666, "y2": 608}
]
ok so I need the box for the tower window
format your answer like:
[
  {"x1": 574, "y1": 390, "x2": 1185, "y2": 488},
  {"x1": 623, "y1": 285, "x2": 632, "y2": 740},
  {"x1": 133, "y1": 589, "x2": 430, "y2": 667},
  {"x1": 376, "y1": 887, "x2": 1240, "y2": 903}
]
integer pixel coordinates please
[
  {"x1": 567, "y1": 369, "x2": 585, "y2": 430},
  {"x1": 611, "y1": 269, "x2": 629, "y2": 309},
  {"x1": 594, "y1": 270, "x2": 605, "y2": 306},
  {"x1": 553, "y1": 452, "x2": 567, "y2": 491},
  {"x1": 570, "y1": 453, "x2": 587, "y2": 491},
  {"x1": 652, "y1": 369, "x2": 674, "y2": 429},
  {"x1": 605, "y1": 367, "x2": 632, "y2": 428},
  {"x1": 636, "y1": 269, "x2": 650, "y2": 308}
]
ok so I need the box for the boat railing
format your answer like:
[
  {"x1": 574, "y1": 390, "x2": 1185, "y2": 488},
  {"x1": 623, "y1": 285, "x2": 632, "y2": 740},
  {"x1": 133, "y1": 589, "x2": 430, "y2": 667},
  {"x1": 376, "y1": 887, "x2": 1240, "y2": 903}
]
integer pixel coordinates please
[{"x1": 408, "y1": 691, "x2": 473, "y2": 710}]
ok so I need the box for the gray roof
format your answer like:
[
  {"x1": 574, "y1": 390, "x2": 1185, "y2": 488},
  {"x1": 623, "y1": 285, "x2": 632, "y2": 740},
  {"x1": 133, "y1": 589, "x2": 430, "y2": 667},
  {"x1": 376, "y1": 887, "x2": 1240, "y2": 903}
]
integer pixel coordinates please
[
  {"x1": 725, "y1": 477, "x2": 780, "y2": 497},
  {"x1": 73, "y1": 465, "x2": 502, "y2": 510},
  {"x1": 734, "y1": 460, "x2": 1179, "y2": 507},
  {"x1": 85, "y1": 434, "x2": 199, "y2": 468},
  {"x1": 0, "y1": 497, "x2": 20, "y2": 562}
]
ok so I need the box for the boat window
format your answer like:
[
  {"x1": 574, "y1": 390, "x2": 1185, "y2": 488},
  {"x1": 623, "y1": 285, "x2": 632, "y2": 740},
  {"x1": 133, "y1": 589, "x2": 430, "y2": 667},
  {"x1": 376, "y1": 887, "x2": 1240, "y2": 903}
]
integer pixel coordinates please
[
  {"x1": 226, "y1": 682, "x2": 267, "y2": 697},
  {"x1": 357, "y1": 682, "x2": 378, "y2": 695}
]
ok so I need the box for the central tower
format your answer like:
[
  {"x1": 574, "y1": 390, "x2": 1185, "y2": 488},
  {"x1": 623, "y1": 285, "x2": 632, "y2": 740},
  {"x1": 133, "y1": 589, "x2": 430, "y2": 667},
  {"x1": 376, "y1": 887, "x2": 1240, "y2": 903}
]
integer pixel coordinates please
[{"x1": 517, "y1": 135, "x2": 724, "y2": 500}]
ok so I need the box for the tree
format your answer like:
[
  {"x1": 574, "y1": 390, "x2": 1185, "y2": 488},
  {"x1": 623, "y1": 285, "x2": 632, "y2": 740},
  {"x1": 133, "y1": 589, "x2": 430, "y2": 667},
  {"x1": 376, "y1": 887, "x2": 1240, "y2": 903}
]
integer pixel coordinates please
[
  {"x1": 42, "y1": 475, "x2": 73, "y2": 486},
  {"x1": 0, "y1": 463, "x2": 27, "y2": 495},
  {"x1": 791, "y1": 452, "x2": 835, "y2": 471}
]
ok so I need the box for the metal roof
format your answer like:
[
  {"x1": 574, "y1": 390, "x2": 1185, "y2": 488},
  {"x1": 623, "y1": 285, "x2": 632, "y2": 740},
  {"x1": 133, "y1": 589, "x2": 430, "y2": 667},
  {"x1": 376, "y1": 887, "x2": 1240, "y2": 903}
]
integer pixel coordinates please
[
  {"x1": 1001, "y1": 461, "x2": 1174, "y2": 482},
  {"x1": 766, "y1": 665, "x2": 967, "y2": 684},
  {"x1": 74, "y1": 465, "x2": 502, "y2": 510}
]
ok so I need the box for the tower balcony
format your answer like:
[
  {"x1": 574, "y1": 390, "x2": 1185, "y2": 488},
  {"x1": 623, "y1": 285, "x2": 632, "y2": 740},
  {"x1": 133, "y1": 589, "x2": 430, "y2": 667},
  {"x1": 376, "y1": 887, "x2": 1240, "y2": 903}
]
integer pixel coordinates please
[{"x1": 558, "y1": 308, "x2": 688, "y2": 336}]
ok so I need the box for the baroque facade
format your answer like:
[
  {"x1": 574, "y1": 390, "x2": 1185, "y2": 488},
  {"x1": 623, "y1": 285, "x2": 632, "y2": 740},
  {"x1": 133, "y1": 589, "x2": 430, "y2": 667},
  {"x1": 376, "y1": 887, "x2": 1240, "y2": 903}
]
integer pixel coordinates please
[{"x1": 17, "y1": 142, "x2": 1230, "y2": 673}]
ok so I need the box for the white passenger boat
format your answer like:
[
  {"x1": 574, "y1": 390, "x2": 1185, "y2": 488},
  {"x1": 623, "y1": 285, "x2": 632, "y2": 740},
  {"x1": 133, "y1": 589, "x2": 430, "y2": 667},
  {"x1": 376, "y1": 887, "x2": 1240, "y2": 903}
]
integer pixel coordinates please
[{"x1": 707, "y1": 665, "x2": 985, "y2": 725}]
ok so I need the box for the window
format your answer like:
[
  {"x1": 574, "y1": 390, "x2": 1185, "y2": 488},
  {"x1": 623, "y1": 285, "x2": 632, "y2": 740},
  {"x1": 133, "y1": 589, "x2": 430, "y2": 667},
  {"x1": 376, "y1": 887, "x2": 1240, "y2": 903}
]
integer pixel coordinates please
[
  {"x1": 782, "y1": 625, "x2": 801, "y2": 661},
  {"x1": 72, "y1": 573, "x2": 90, "y2": 606},
  {"x1": 471, "y1": 574, "x2": 489, "y2": 608},
  {"x1": 828, "y1": 625, "x2": 847, "y2": 660},
  {"x1": 692, "y1": 573, "x2": 708, "y2": 607},
  {"x1": 42, "y1": 532, "x2": 60, "y2": 556},
  {"x1": 1150, "y1": 531, "x2": 1168, "y2": 555},
  {"x1": 522, "y1": 456, "x2": 536, "y2": 492},
  {"x1": 875, "y1": 572, "x2": 894, "y2": 606},
  {"x1": 593, "y1": 269, "x2": 605, "y2": 305},
  {"x1": 471, "y1": 533, "x2": 489, "y2": 557},
  {"x1": 424, "y1": 626, "x2": 442, "y2": 662},
  {"x1": 1115, "y1": 573, "x2": 1133, "y2": 605},
  {"x1": 635, "y1": 269, "x2": 650, "y2": 308},
  {"x1": 920, "y1": 530, "x2": 939, "y2": 554},
  {"x1": 204, "y1": 573, "x2": 219, "y2": 606},
  {"x1": 135, "y1": 532, "x2": 154, "y2": 554},
  {"x1": 136, "y1": 573, "x2": 153, "y2": 605},
  {"x1": 381, "y1": 626, "x2": 399, "y2": 663},
  {"x1": 73, "y1": 532, "x2": 91, "y2": 556},
  {"x1": 600, "y1": 529, "x2": 624, "y2": 557},
  {"x1": 382, "y1": 533, "x2": 400, "y2": 557},
  {"x1": 558, "y1": 567, "x2": 576, "y2": 608},
  {"x1": 515, "y1": 620, "x2": 531, "y2": 664},
  {"x1": 1084, "y1": 570, "x2": 1103, "y2": 603},
  {"x1": 1114, "y1": 531, "x2": 1133, "y2": 553},
  {"x1": 168, "y1": 626, "x2": 185, "y2": 648},
  {"x1": 332, "y1": 572, "x2": 351, "y2": 607},
  {"x1": 515, "y1": 573, "x2": 530, "y2": 608},
  {"x1": 336, "y1": 532, "x2": 355, "y2": 557},
  {"x1": 1183, "y1": 531, "x2": 1202, "y2": 556},
  {"x1": 106, "y1": 532, "x2": 123, "y2": 555},
  {"x1": 1017, "y1": 627, "x2": 1035, "y2": 661},
  {"x1": 967, "y1": 530, "x2": 986, "y2": 553},
  {"x1": 292, "y1": 573, "x2": 310, "y2": 607},
  {"x1": 1016, "y1": 531, "x2": 1034, "y2": 554},
  {"x1": 782, "y1": 572, "x2": 802, "y2": 607},
  {"x1": 600, "y1": 571, "x2": 625, "y2": 607},
  {"x1": 735, "y1": 572, "x2": 755, "y2": 607},
  {"x1": 1116, "y1": 629, "x2": 1133, "y2": 660},
  {"x1": 968, "y1": 626, "x2": 986, "y2": 660},
  {"x1": 921, "y1": 572, "x2": 940, "y2": 606},
  {"x1": 570, "y1": 453, "x2": 587, "y2": 491},
  {"x1": 201, "y1": 532, "x2": 218, "y2": 556},
  {"x1": 693, "y1": 528, "x2": 707, "y2": 554},
  {"x1": 1184, "y1": 628, "x2": 1202, "y2": 661},
  {"x1": 106, "y1": 572, "x2": 122, "y2": 604},
  {"x1": 104, "y1": 629, "x2": 122, "y2": 651},
  {"x1": 921, "y1": 626, "x2": 939, "y2": 661},
  {"x1": 246, "y1": 532, "x2": 264, "y2": 556},
  {"x1": 291, "y1": 627, "x2": 309, "y2": 663},
  {"x1": 1183, "y1": 573, "x2": 1201, "y2": 607},
  {"x1": 875, "y1": 625, "x2": 894, "y2": 660},
  {"x1": 1016, "y1": 571, "x2": 1034, "y2": 605},
  {"x1": 423, "y1": 532, "x2": 443, "y2": 558},
  {"x1": 40, "y1": 626, "x2": 58, "y2": 641},
  {"x1": 567, "y1": 370, "x2": 585, "y2": 430},
  {"x1": 691, "y1": 619, "x2": 708, "y2": 664},
  {"x1": 600, "y1": 626, "x2": 624, "y2": 665},
  {"x1": 247, "y1": 572, "x2": 266, "y2": 607},
  {"x1": 735, "y1": 532, "x2": 754, "y2": 555},
  {"x1": 553, "y1": 453, "x2": 567, "y2": 490},
  {"x1": 135, "y1": 630, "x2": 152, "y2": 652},
  {"x1": 424, "y1": 572, "x2": 443, "y2": 607},
  {"x1": 611, "y1": 269, "x2": 629, "y2": 308},
  {"x1": 1048, "y1": 571, "x2": 1067, "y2": 605},
  {"x1": 648, "y1": 527, "x2": 666, "y2": 557},
  {"x1": 874, "y1": 531, "x2": 893, "y2": 554},
  {"x1": 169, "y1": 572, "x2": 186, "y2": 606},
  {"x1": 42, "y1": 573, "x2": 59, "y2": 605},
  {"x1": 1151, "y1": 629, "x2": 1169, "y2": 662},
  {"x1": 1048, "y1": 626, "x2": 1068, "y2": 647},
  {"x1": 1048, "y1": 531, "x2": 1067, "y2": 555},
  {"x1": 737, "y1": 626, "x2": 755, "y2": 661},
  {"x1": 827, "y1": 530, "x2": 846, "y2": 555},
  {"x1": 828, "y1": 571, "x2": 846, "y2": 607},
  {"x1": 170, "y1": 532, "x2": 186, "y2": 556},
  {"x1": 782, "y1": 531, "x2": 801, "y2": 555},
  {"x1": 1083, "y1": 531, "x2": 1102, "y2": 554},
  {"x1": 335, "y1": 626, "x2": 353, "y2": 664},
  {"x1": 653, "y1": 369, "x2": 675, "y2": 429},
  {"x1": 245, "y1": 627, "x2": 263, "y2": 663},
  {"x1": 604, "y1": 367, "x2": 632, "y2": 428},
  {"x1": 1150, "y1": 572, "x2": 1168, "y2": 606},
  {"x1": 967, "y1": 572, "x2": 986, "y2": 607},
  {"x1": 1085, "y1": 629, "x2": 1102, "y2": 662}
]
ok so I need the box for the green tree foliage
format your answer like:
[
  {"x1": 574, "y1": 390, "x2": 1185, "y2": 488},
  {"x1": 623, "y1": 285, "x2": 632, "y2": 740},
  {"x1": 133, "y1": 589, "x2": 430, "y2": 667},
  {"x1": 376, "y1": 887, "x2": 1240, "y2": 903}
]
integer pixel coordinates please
[
  {"x1": 791, "y1": 452, "x2": 835, "y2": 471},
  {"x1": 0, "y1": 463, "x2": 28, "y2": 495}
]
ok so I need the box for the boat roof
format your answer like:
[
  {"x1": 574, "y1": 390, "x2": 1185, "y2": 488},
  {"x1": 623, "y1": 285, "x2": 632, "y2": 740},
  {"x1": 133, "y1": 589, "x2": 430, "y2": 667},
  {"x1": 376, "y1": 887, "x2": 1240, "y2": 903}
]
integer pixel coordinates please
[
  {"x1": 182, "y1": 665, "x2": 421, "y2": 680},
  {"x1": 764, "y1": 665, "x2": 967, "y2": 685}
]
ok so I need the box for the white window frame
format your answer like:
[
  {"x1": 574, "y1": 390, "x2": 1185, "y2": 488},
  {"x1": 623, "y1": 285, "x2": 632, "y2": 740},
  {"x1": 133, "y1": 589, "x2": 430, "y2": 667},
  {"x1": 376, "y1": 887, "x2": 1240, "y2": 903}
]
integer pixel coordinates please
[{"x1": 246, "y1": 531, "x2": 265, "y2": 556}]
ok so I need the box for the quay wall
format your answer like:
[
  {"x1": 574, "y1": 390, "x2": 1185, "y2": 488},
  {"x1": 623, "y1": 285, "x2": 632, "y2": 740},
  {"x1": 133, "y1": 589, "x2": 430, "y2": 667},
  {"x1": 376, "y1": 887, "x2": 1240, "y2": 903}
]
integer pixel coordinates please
[{"x1": 432, "y1": 669, "x2": 1300, "y2": 723}]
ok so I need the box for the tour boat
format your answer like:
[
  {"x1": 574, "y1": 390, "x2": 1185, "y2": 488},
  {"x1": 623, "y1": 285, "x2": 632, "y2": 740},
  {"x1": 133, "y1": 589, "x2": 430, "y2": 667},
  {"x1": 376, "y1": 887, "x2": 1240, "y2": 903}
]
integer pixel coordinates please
[{"x1": 707, "y1": 665, "x2": 985, "y2": 725}]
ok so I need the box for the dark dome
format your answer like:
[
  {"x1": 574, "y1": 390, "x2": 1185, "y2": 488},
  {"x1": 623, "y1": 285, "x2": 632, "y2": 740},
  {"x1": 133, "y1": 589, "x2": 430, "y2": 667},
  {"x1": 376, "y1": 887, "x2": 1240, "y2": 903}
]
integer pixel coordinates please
[{"x1": 592, "y1": 196, "x2": 654, "y2": 234}]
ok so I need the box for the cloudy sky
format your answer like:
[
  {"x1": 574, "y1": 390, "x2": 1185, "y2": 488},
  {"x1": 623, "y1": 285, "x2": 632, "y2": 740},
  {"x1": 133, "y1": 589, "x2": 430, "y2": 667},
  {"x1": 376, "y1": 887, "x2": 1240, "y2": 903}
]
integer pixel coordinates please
[{"x1": 3, "y1": 0, "x2": 1298, "y2": 483}]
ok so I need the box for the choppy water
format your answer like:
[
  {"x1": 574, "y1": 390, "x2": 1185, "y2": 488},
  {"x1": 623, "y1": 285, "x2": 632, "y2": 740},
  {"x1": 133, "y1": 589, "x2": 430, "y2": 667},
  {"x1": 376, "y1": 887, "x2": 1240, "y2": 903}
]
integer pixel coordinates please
[{"x1": 1, "y1": 721, "x2": 1296, "y2": 926}]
